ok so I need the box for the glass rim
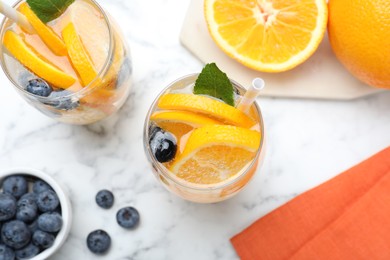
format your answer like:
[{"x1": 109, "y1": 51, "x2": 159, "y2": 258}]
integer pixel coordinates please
[
  {"x1": 0, "y1": 0, "x2": 115, "y2": 102},
  {"x1": 143, "y1": 73, "x2": 265, "y2": 191}
]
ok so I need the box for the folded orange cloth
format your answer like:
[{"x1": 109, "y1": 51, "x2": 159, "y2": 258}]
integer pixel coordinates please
[{"x1": 231, "y1": 147, "x2": 390, "y2": 260}]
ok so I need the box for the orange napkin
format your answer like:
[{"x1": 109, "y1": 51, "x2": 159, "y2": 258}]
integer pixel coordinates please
[{"x1": 231, "y1": 147, "x2": 390, "y2": 260}]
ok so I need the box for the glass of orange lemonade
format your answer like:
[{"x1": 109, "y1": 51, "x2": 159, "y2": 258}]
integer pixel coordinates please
[
  {"x1": 144, "y1": 70, "x2": 265, "y2": 203},
  {"x1": 0, "y1": 0, "x2": 131, "y2": 125}
]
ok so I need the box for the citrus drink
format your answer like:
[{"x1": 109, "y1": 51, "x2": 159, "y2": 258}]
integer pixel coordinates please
[
  {"x1": 0, "y1": 0, "x2": 131, "y2": 124},
  {"x1": 144, "y1": 73, "x2": 264, "y2": 203}
]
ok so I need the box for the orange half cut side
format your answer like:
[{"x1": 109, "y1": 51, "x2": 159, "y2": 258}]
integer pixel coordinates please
[{"x1": 204, "y1": 0, "x2": 328, "y2": 72}]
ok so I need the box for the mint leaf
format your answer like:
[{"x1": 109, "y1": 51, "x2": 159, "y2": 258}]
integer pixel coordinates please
[
  {"x1": 26, "y1": 0, "x2": 75, "y2": 23},
  {"x1": 194, "y1": 63, "x2": 234, "y2": 106}
]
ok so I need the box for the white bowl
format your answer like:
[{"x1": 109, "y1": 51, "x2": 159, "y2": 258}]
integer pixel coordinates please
[{"x1": 0, "y1": 167, "x2": 72, "y2": 260}]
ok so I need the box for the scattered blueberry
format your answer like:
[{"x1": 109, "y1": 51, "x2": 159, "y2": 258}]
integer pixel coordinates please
[
  {"x1": 16, "y1": 193, "x2": 38, "y2": 223},
  {"x1": 32, "y1": 230, "x2": 54, "y2": 249},
  {"x1": 48, "y1": 90, "x2": 79, "y2": 110},
  {"x1": 1, "y1": 220, "x2": 31, "y2": 249},
  {"x1": 149, "y1": 127, "x2": 177, "y2": 163},
  {"x1": 37, "y1": 212, "x2": 62, "y2": 233},
  {"x1": 86, "y1": 230, "x2": 111, "y2": 255},
  {"x1": 0, "y1": 194, "x2": 16, "y2": 222},
  {"x1": 25, "y1": 79, "x2": 52, "y2": 97},
  {"x1": 36, "y1": 190, "x2": 59, "y2": 212},
  {"x1": 0, "y1": 244, "x2": 15, "y2": 260},
  {"x1": 2, "y1": 176, "x2": 28, "y2": 199},
  {"x1": 95, "y1": 190, "x2": 114, "y2": 209},
  {"x1": 32, "y1": 180, "x2": 52, "y2": 194},
  {"x1": 15, "y1": 243, "x2": 39, "y2": 259},
  {"x1": 116, "y1": 207, "x2": 140, "y2": 229}
]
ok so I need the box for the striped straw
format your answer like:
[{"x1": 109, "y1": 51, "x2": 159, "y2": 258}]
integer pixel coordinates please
[
  {"x1": 0, "y1": 1, "x2": 34, "y2": 33},
  {"x1": 236, "y1": 78, "x2": 265, "y2": 113}
]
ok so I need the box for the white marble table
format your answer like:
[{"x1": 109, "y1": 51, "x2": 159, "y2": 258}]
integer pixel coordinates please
[{"x1": 0, "y1": 0, "x2": 390, "y2": 259}]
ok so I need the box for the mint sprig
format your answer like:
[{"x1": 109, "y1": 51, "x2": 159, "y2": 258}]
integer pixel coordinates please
[
  {"x1": 193, "y1": 63, "x2": 234, "y2": 106},
  {"x1": 26, "y1": 0, "x2": 75, "y2": 23}
]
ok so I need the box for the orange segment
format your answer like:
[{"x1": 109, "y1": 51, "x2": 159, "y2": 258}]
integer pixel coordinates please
[
  {"x1": 61, "y1": 0, "x2": 119, "y2": 105},
  {"x1": 204, "y1": 0, "x2": 328, "y2": 72},
  {"x1": 3, "y1": 30, "x2": 75, "y2": 88},
  {"x1": 62, "y1": 23, "x2": 97, "y2": 86},
  {"x1": 66, "y1": 0, "x2": 110, "y2": 72},
  {"x1": 157, "y1": 93, "x2": 256, "y2": 128},
  {"x1": 170, "y1": 125, "x2": 261, "y2": 184},
  {"x1": 19, "y1": 3, "x2": 67, "y2": 56},
  {"x1": 150, "y1": 110, "x2": 222, "y2": 138}
]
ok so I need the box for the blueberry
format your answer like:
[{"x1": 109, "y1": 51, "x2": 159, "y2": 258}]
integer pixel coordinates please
[
  {"x1": 18, "y1": 193, "x2": 36, "y2": 202},
  {"x1": 0, "y1": 244, "x2": 15, "y2": 260},
  {"x1": 27, "y1": 221, "x2": 38, "y2": 234},
  {"x1": 2, "y1": 176, "x2": 28, "y2": 199},
  {"x1": 15, "y1": 243, "x2": 39, "y2": 259},
  {"x1": 36, "y1": 190, "x2": 59, "y2": 212},
  {"x1": 95, "y1": 190, "x2": 114, "y2": 209},
  {"x1": 1, "y1": 220, "x2": 31, "y2": 249},
  {"x1": 0, "y1": 194, "x2": 16, "y2": 221},
  {"x1": 25, "y1": 79, "x2": 52, "y2": 97},
  {"x1": 32, "y1": 180, "x2": 52, "y2": 194},
  {"x1": 116, "y1": 58, "x2": 132, "y2": 88},
  {"x1": 48, "y1": 90, "x2": 79, "y2": 110},
  {"x1": 32, "y1": 230, "x2": 54, "y2": 249},
  {"x1": 16, "y1": 193, "x2": 38, "y2": 223},
  {"x1": 148, "y1": 124, "x2": 160, "y2": 139},
  {"x1": 37, "y1": 212, "x2": 62, "y2": 233},
  {"x1": 149, "y1": 127, "x2": 177, "y2": 163},
  {"x1": 116, "y1": 207, "x2": 140, "y2": 229},
  {"x1": 86, "y1": 230, "x2": 111, "y2": 255}
]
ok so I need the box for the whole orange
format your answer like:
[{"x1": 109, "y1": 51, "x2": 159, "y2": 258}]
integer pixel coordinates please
[{"x1": 328, "y1": 0, "x2": 390, "y2": 89}]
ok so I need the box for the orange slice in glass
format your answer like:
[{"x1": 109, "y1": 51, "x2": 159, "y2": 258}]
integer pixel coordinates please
[
  {"x1": 150, "y1": 110, "x2": 222, "y2": 139},
  {"x1": 62, "y1": 23, "x2": 97, "y2": 86},
  {"x1": 204, "y1": 0, "x2": 328, "y2": 72},
  {"x1": 157, "y1": 93, "x2": 256, "y2": 128},
  {"x1": 3, "y1": 30, "x2": 75, "y2": 88},
  {"x1": 19, "y1": 3, "x2": 67, "y2": 56},
  {"x1": 170, "y1": 125, "x2": 261, "y2": 184}
]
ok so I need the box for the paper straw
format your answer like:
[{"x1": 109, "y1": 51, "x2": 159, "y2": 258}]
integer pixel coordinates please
[
  {"x1": 0, "y1": 1, "x2": 34, "y2": 33},
  {"x1": 236, "y1": 78, "x2": 265, "y2": 113}
]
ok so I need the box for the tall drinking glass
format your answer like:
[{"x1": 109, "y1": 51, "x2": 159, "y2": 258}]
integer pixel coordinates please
[
  {"x1": 144, "y1": 74, "x2": 265, "y2": 203},
  {"x1": 0, "y1": 0, "x2": 132, "y2": 124}
]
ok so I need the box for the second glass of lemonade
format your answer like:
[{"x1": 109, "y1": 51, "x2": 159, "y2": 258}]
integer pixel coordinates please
[
  {"x1": 0, "y1": 0, "x2": 131, "y2": 124},
  {"x1": 144, "y1": 72, "x2": 265, "y2": 203}
]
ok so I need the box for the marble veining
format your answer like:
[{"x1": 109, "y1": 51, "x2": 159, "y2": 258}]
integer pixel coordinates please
[{"x1": 0, "y1": 0, "x2": 390, "y2": 259}]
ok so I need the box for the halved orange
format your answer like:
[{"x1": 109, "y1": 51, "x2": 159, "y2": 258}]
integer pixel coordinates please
[
  {"x1": 170, "y1": 125, "x2": 261, "y2": 184},
  {"x1": 150, "y1": 110, "x2": 222, "y2": 139},
  {"x1": 204, "y1": 0, "x2": 328, "y2": 72},
  {"x1": 157, "y1": 93, "x2": 256, "y2": 128}
]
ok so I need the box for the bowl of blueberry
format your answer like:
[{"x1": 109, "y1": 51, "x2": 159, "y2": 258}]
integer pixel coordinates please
[{"x1": 0, "y1": 168, "x2": 72, "y2": 260}]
